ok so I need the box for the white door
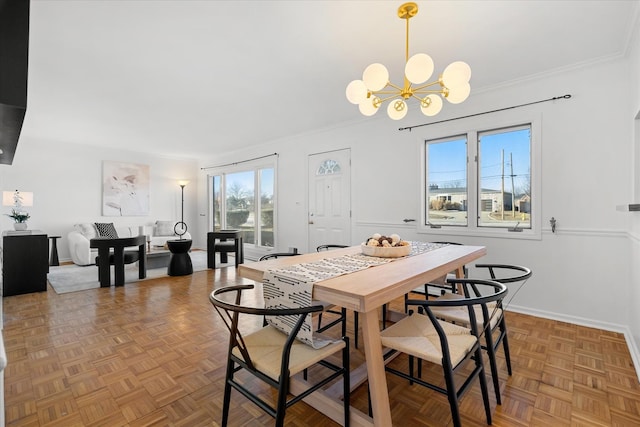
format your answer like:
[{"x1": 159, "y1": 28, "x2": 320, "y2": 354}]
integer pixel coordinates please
[{"x1": 308, "y1": 149, "x2": 351, "y2": 251}]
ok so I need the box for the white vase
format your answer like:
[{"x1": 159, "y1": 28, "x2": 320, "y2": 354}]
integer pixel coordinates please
[{"x1": 13, "y1": 223, "x2": 27, "y2": 231}]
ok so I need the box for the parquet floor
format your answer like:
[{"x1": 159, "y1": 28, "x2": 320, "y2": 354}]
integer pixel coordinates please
[{"x1": 3, "y1": 265, "x2": 640, "y2": 426}]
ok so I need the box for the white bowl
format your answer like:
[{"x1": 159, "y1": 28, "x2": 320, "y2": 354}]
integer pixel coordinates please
[{"x1": 361, "y1": 243, "x2": 411, "y2": 258}]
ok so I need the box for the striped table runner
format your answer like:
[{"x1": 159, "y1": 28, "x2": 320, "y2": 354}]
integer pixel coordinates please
[{"x1": 262, "y1": 241, "x2": 447, "y2": 348}]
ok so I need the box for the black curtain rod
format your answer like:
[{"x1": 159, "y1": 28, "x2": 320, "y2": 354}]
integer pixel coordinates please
[
  {"x1": 399, "y1": 94, "x2": 572, "y2": 132},
  {"x1": 201, "y1": 152, "x2": 279, "y2": 170}
]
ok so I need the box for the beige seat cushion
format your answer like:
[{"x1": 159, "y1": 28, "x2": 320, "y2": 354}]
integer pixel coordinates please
[
  {"x1": 232, "y1": 325, "x2": 345, "y2": 380},
  {"x1": 430, "y1": 293, "x2": 503, "y2": 329},
  {"x1": 380, "y1": 313, "x2": 477, "y2": 367}
]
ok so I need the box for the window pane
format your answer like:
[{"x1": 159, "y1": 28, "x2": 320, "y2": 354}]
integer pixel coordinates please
[
  {"x1": 260, "y1": 168, "x2": 274, "y2": 247},
  {"x1": 226, "y1": 171, "x2": 255, "y2": 244},
  {"x1": 426, "y1": 136, "x2": 468, "y2": 226},
  {"x1": 317, "y1": 159, "x2": 341, "y2": 175},
  {"x1": 478, "y1": 125, "x2": 531, "y2": 229},
  {"x1": 212, "y1": 175, "x2": 221, "y2": 231}
]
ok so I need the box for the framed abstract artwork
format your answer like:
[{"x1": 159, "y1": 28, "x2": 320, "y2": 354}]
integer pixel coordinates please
[{"x1": 102, "y1": 161, "x2": 150, "y2": 216}]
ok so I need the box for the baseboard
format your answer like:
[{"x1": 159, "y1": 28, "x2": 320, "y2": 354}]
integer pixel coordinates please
[{"x1": 508, "y1": 304, "x2": 640, "y2": 382}]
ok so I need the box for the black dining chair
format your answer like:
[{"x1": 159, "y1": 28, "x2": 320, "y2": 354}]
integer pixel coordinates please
[
  {"x1": 258, "y1": 252, "x2": 300, "y2": 261},
  {"x1": 429, "y1": 264, "x2": 532, "y2": 405},
  {"x1": 316, "y1": 244, "x2": 349, "y2": 251},
  {"x1": 210, "y1": 284, "x2": 351, "y2": 427},
  {"x1": 403, "y1": 241, "x2": 467, "y2": 313},
  {"x1": 380, "y1": 278, "x2": 508, "y2": 427}
]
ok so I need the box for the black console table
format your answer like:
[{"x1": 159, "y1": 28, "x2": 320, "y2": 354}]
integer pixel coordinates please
[{"x1": 2, "y1": 230, "x2": 48, "y2": 296}]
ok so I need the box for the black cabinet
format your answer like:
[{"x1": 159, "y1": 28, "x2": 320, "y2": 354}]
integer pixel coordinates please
[{"x1": 2, "y1": 231, "x2": 48, "y2": 296}]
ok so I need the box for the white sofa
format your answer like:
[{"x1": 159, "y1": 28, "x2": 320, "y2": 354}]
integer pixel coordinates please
[
  {"x1": 67, "y1": 221, "x2": 191, "y2": 266},
  {"x1": 139, "y1": 220, "x2": 192, "y2": 249}
]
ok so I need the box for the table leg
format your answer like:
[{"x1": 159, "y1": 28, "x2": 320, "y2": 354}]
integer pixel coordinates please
[
  {"x1": 360, "y1": 309, "x2": 393, "y2": 426},
  {"x1": 49, "y1": 238, "x2": 60, "y2": 266},
  {"x1": 234, "y1": 238, "x2": 240, "y2": 268},
  {"x1": 455, "y1": 265, "x2": 465, "y2": 294},
  {"x1": 97, "y1": 247, "x2": 111, "y2": 287},
  {"x1": 113, "y1": 247, "x2": 125, "y2": 286},
  {"x1": 207, "y1": 233, "x2": 214, "y2": 268},
  {"x1": 138, "y1": 245, "x2": 146, "y2": 279}
]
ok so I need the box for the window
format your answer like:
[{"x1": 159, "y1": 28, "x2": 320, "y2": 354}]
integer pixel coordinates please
[
  {"x1": 478, "y1": 126, "x2": 531, "y2": 229},
  {"x1": 425, "y1": 135, "x2": 468, "y2": 227},
  {"x1": 209, "y1": 162, "x2": 276, "y2": 248},
  {"x1": 421, "y1": 117, "x2": 539, "y2": 239}
]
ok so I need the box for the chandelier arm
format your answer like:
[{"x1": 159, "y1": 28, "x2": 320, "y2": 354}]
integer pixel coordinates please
[
  {"x1": 409, "y1": 93, "x2": 437, "y2": 103},
  {"x1": 411, "y1": 80, "x2": 443, "y2": 92},
  {"x1": 372, "y1": 90, "x2": 403, "y2": 95},
  {"x1": 376, "y1": 94, "x2": 403, "y2": 104},
  {"x1": 411, "y1": 89, "x2": 446, "y2": 97},
  {"x1": 385, "y1": 81, "x2": 404, "y2": 91}
]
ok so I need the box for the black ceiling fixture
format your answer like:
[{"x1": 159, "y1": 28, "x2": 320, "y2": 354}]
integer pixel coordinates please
[{"x1": 0, "y1": 0, "x2": 30, "y2": 165}]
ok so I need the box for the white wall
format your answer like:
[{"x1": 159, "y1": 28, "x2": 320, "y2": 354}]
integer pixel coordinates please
[
  {"x1": 0, "y1": 136, "x2": 199, "y2": 262},
  {"x1": 628, "y1": 9, "x2": 640, "y2": 375},
  {"x1": 198, "y1": 55, "x2": 638, "y2": 365}
]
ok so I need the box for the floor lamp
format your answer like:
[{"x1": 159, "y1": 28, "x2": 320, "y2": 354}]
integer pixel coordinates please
[{"x1": 175, "y1": 180, "x2": 189, "y2": 239}]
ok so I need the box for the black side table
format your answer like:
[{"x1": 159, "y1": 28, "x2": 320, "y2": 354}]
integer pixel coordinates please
[
  {"x1": 49, "y1": 235, "x2": 61, "y2": 266},
  {"x1": 167, "y1": 239, "x2": 193, "y2": 276}
]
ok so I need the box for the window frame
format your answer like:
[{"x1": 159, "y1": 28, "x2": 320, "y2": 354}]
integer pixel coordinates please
[
  {"x1": 207, "y1": 157, "x2": 278, "y2": 250},
  {"x1": 419, "y1": 111, "x2": 542, "y2": 240}
]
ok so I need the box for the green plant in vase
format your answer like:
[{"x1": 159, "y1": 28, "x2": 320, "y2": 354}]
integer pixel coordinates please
[
  {"x1": 6, "y1": 208, "x2": 30, "y2": 230},
  {"x1": 5, "y1": 190, "x2": 31, "y2": 230}
]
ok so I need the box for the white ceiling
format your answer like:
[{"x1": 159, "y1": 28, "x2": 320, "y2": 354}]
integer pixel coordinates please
[{"x1": 22, "y1": 0, "x2": 639, "y2": 159}]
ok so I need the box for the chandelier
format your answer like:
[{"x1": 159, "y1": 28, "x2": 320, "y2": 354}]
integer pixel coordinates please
[{"x1": 345, "y1": 2, "x2": 471, "y2": 120}]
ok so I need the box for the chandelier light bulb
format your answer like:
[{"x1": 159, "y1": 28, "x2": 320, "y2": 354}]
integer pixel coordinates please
[
  {"x1": 362, "y1": 63, "x2": 389, "y2": 91},
  {"x1": 346, "y1": 80, "x2": 368, "y2": 104},
  {"x1": 445, "y1": 82, "x2": 471, "y2": 104},
  {"x1": 387, "y1": 99, "x2": 407, "y2": 120},
  {"x1": 442, "y1": 61, "x2": 472, "y2": 89},
  {"x1": 405, "y1": 53, "x2": 434, "y2": 84},
  {"x1": 421, "y1": 94, "x2": 443, "y2": 116},
  {"x1": 359, "y1": 98, "x2": 379, "y2": 116}
]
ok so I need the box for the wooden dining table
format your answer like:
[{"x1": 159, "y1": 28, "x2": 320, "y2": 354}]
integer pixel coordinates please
[{"x1": 238, "y1": 243, "x2": 487, "y2": 426}]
